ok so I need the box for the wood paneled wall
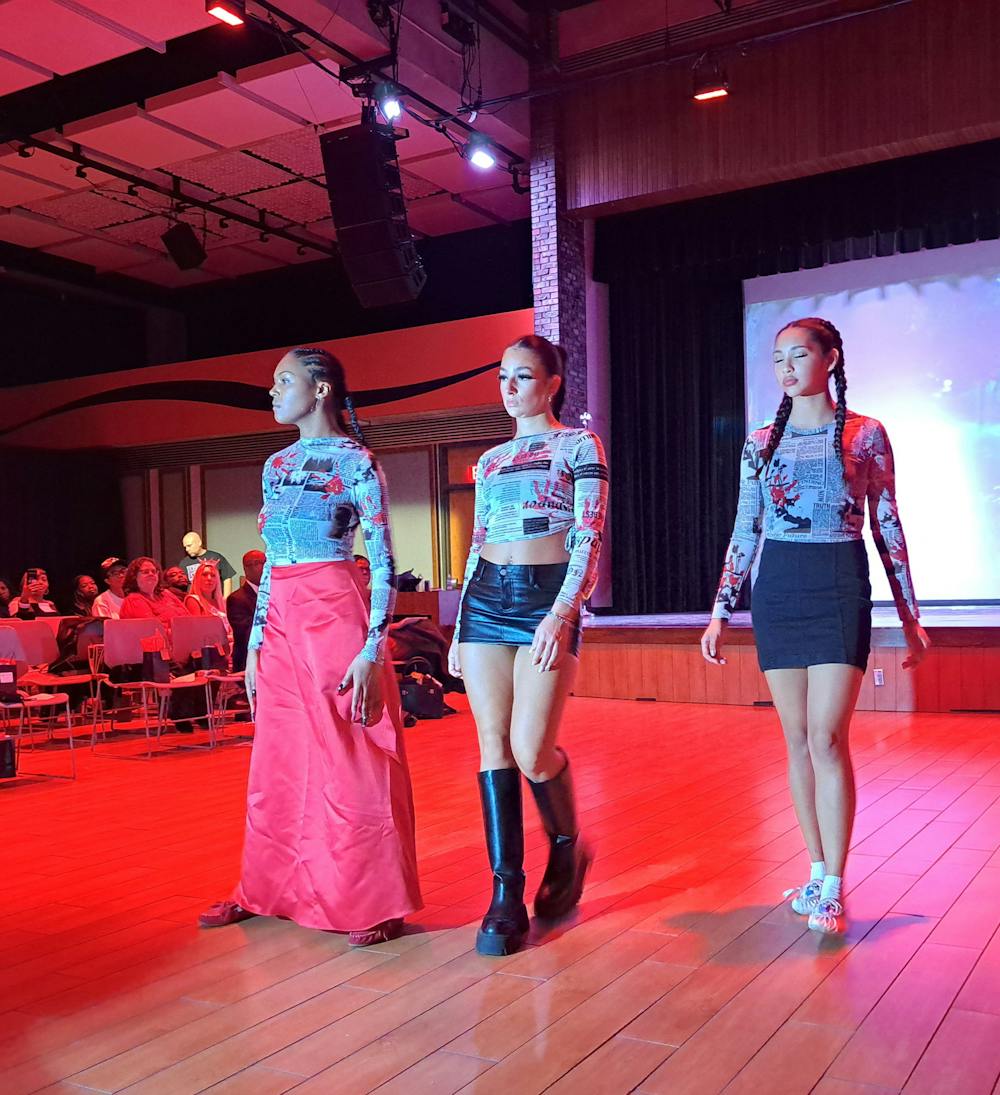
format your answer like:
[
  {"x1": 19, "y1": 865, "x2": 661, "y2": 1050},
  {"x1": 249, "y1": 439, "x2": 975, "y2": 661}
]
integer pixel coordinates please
[
  {"x1": 562, "y1": 0, "x2": 1000, "y2": 215},
  {"x1": 574, "y1": 641, "x2": 1000, "y2": 713}
]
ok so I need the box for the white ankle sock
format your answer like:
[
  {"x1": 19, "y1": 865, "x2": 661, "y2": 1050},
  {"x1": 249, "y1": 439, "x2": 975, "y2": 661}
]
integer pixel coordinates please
[
  {"x1": 810, "y1": 860, "x2": 826, "y2": 882},
  {"x1": 821, "y1": 875, "x2": 843, "y2": 902}
]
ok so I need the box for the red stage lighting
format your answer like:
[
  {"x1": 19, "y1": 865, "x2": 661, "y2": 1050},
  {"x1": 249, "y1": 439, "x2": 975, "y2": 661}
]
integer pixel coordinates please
[
  {"x1": 693, "y1": 58, "x2": 729, "y2": 102},
  {"x1": 206, "y1": 1, "x2": 246, "y2": 26}
]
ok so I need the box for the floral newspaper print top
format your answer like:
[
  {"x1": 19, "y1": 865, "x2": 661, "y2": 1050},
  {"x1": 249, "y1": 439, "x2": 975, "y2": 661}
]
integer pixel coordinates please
[
  {"x1": 455, "y1": 428, "x2": 609, "y2": 632},
  {"x1": 249, "y1": 436, "x2": 395, "y2": 663},
  {"x1": 712, "y1": 412, "x2": 919, "y2": 622}
]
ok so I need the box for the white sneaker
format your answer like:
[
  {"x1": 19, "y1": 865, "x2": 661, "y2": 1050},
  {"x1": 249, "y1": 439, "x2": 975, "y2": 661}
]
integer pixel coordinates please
[
  {"x1": 807, "y1": 898, "x2": 845, "y2": 934},
  {"x1": 783, "y1": 879, "x2": 822, "y2": 915}
]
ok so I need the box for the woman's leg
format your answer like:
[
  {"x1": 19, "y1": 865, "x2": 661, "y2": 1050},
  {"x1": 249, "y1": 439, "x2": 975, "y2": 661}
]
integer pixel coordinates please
[
  {"x1": 805, "y1": 663, "x2": 863, "y2": 879},
  {"x1": 509, "y1": 649, "x2": 589, "y2": 918},
  {"x1": 459, "y1": 643, "x2": 528, "y2": 955},
  {"x1": 765, "y1": 668, "x2": 824, "y2": 864}
]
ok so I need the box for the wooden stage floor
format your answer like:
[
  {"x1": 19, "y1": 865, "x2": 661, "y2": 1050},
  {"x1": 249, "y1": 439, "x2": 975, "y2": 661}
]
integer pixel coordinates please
[{"x1": 2, "y1": 696, "x2": 1000, "y2": 1094}]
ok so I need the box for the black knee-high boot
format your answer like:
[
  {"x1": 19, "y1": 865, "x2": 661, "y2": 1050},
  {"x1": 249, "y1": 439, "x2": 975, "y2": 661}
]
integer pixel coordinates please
[
  {"x1": 477, "y1": 768, "x2": 530, "y2": 956},
  {"x1": 528, "y1": 751, "x2": 591, "y2": 919}
]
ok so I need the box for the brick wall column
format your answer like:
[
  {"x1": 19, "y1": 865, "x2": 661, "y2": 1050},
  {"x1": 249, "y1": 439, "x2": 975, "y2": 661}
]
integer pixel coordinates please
[{"x1": 529, "y1": 13, "x2": 588, "y2": 428}]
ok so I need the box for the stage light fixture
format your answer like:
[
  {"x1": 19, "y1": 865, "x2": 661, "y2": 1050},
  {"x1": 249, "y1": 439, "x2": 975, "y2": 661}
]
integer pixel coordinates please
[
  {"x1": 206, "y1": 0, "x2": 246, "y2": 26},
  {"x1": 465, "y1": 134, "x2": 496, "y2": 170},
  {"x1": 374, "y1": 82, "x2": 402, "y2": 122},
  {"x1": 693, "y1": 57, "x2": 729, "y2": 102}
]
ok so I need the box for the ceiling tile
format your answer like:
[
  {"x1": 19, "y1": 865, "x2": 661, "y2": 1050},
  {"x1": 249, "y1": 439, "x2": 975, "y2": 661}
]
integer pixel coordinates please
[
  {"x1": 0, "y1": 0, "x2": 138, "y2": 75},
  {"x1": 406, "y1": 193, "x2": 495, "y2": 236},
  {"x1": 236, "y1": 54, "x2": 359, "y2": 126},
  {"x1": 462, "y1": 185, "x2": 530, "y2": 223},
  {"x1": 148, "y1": 77, "x2": 308, "y2": 149},
  {"x1": 117, "y1": 258, "x2": 219, "y2": 288},
  {"x1": 245, "y1": 128, "x2": 327, "y2": 179},
  {"x1": 0, "y1": 144, "x2": 93, "y2": 192},
  {"x1": 201, "y1": 245, "x2": 284, "y2": 278},
  {"x1": 0, "y1": 166, "x2": 68, "y2": 209},
  {"x1": 74, "y1": 1, "x2": 217, "y2": 42},
  {"x1": 44, "y1": 235, "x2": 151, "y2": 270},
  {"x1": 24, "y1": 188, "x2": 149, "y2": 229},
  {"x1": 170, "y1": 148, "x2": 294, "y2": 196},
  {"x1": 241, "y1": 235, "x2": 327, "y2": 264},
  {"x1": 0, "y1": 51, "x2": 50, "y2": 95},
  {"x1": 0, "y1": 209, "x2": 80, "y2": 248},
  {"x1": 404, "y1": 149, "x2": 509, "y2": 194},
  {"x1": 240, "y1": 179, "x2": 332, "y2": 222},
  {"x1": 63, "y1": 106, "x2": 218, "y2": 170}
]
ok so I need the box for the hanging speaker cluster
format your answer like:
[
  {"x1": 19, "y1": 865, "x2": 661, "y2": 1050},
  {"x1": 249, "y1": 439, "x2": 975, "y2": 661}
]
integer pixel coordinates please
[{"x1": 319, "y1": 120, "x2": 427, "y2": 309}]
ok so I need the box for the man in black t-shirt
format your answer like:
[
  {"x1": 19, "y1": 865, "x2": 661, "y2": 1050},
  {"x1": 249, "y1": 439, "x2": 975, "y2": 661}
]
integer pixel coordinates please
[{"x1": 178, "y1": 531, "x2": 236, "y2": 597}]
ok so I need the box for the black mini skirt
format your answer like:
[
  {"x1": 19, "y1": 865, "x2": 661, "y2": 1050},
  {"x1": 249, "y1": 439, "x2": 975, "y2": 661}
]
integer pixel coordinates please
[
  {"x1": 458, "y1": 559, "x2": 581, "y2": 657},
  {"x1": 752, "y1": 539, "x2": 872, "y2": 672}
]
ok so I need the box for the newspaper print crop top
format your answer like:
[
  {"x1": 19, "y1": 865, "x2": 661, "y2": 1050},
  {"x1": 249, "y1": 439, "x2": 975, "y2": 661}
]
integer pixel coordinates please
[
  {"x1": 248, "y1": 436, "x2": 396, "y2": 663},
  {"x1": 456, "y1": 428, "x2": 609, "y2": 630},
  {"x1": 712, "y1": 412, "x2": 918, "y2": 622}
]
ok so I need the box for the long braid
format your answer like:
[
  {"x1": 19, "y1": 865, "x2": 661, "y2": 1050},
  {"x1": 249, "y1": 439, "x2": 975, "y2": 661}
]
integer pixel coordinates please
[
  {"x1": 753, "y1": 394, "x2": 793, "y2": 479},
  {"x1": 344, "y1": 392, "x2": 366, "y2": 447},
  {"x1": 289, "y1": 346, "x2": 369, "y2": 446}
]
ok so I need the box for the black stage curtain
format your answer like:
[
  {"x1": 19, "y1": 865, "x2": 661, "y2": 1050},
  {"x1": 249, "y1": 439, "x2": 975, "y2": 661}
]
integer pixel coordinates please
[
  {"x1": 0, "y1": 448, "x2": 124, "y2": 610},
  {"x1": 596, "y1": 137, "x2": 1000, "y2": 614}
]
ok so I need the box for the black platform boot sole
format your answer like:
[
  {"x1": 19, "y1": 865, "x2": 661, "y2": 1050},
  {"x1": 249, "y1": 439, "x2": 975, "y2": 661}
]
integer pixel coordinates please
[
  {"x1": 534, "y1": 844, "x2": 593, "y2": 921},
  {"x1": 476, "y1": 908, "x2": 530, "y2": 956}
]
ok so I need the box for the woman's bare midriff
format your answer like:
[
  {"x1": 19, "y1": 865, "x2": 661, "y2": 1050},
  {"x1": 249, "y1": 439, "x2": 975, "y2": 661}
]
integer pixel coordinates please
[{"x1": 480, "y1": 529, "x2": 570, "y2": 566}]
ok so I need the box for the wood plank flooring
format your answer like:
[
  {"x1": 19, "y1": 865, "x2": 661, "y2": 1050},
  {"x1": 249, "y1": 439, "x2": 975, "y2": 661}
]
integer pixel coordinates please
[{"x1": 2, "y1": 696, "x2": 999, "y2": 1093}]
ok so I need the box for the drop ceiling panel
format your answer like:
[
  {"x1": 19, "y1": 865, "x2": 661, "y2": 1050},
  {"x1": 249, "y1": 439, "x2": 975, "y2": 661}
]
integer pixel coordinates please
[
  {"x1": 102, "y1": 216, "x2": 183, "y2": 251},
  {"x1": 0, "y1": 144, "x2": 94, "y2": 192},
  {"x1": 75, "y1": 0, "x2": 218, "y2": 42},
  {"x1": 201, "y1": 245, "x2": 283, "y2": 278},
  {"x1": 464, "y1": 185, "x2": 530, "y2": 223},
  {"x1": 237, "y1": 55, "x2": 359, "y2": 126},
  {"x1": 0, "y1": 210, "x2": 80, "y2": 248},
  {"x1": 63, "y1": 107, "x2": 219, "y2": 169},
  {"x1": 406, "y1": 193, "x2": 495, "y2": 236},
  {"x1": 0, "y1": 167, "x2": 69, "y2": 209},
  {"x1": 305, "y1": 217, "x2": 337, "y2": 240},
  {"x1": 240, "y1": 179, "x2": 332, "y2": 222},
  {"x1": 0, "y1": 0, "x2": 138, "y2": 75},
  {"x1": 394, "y1": 121, "x2": 459, "y2": 161},
  {"x1": 0, "y1": 51, "x2": 50, "y2": 95},
  {"x1": 246, "y1": 128, "x2": 327, "y2": 179},
  {"x1": 405, "y1": 149, "x2": 509, "y2": 194},
  {"x1": 119, "y1": 258, "x2": 219, "y2": 287},
  {"x1": 45, "y1": 235, "x2": 151, "y2": 270},
  {"x1": 241, "y1": 235, "x2": 326, "y2": 265},
  {"x1": 26, "y1": 189, "x2": 149, "y2": 230},
  {"x1": 170, "y1": 148, "x2": 293, "y2": 196},
  {"x1": 148, "y1": 78, "x2": 308, "y2": 149}
]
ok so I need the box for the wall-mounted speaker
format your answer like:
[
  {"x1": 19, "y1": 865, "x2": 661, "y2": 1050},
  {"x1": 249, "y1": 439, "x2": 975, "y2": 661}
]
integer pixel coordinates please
[{"x1": 319, "y1": 122, "x2": 427, "y2": 308}]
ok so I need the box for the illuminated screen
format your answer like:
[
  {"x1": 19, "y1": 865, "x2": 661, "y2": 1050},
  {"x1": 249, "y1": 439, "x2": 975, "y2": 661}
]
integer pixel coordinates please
[{"x1": 744, "y1": 240, "x2": 1000, "y2": 603}]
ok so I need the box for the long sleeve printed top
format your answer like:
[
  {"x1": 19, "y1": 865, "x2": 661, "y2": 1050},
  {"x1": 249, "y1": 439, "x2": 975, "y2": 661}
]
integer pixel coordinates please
[
  {"x1": 456, "y1": 428, "x2": 609, "y2": 631},
  {"x1": 249, "y1": 436, "x2": 396, "y2": 663},
  {"x1": 712, "y1": 412, "x2": 918, "y2": 622}
]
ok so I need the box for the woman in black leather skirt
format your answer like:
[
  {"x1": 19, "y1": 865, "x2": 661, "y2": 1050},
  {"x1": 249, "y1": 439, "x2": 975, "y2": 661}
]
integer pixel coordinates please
[{"x1": 448, "y1": 335, "x2": 608, "y2": 955}]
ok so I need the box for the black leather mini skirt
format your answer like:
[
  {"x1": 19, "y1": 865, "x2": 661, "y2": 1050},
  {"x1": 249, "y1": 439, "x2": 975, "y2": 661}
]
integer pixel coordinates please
[{"x1": 458, "y1": 559, "x2": 581, "y2": 657}]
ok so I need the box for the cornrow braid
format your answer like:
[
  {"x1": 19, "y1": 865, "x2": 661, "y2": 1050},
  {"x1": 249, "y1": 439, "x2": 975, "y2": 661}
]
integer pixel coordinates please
[
  {"x1": 832, "y1": 357, "x2": 848, "y2": 466},
  {"x1": 288, "y1": 346, "x2": 368, "y2": 446},
  {"x1": 753, "y1": 394, "x2": 793, "y2": 479},
  {"x1": 343, "y1": 392, "x2": 366, "y2": 447}
]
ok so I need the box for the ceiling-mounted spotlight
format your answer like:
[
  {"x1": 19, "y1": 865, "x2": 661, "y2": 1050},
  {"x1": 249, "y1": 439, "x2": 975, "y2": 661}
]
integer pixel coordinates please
[
  {"x1": 465, "y1": 134, "x2": 496, "y2": 170},
  {"x1": 693, "y1": 56, "x2": 729, "y2": 102},
  {"x1": 205, "y1": 0, "x2": 246, "y2": 26},
  {"x1": 374, "y1": 82, "x2": 402, "y2": 122},
  {"x1": 75, "y1": 165, "x2": 88, "y2": 179}
]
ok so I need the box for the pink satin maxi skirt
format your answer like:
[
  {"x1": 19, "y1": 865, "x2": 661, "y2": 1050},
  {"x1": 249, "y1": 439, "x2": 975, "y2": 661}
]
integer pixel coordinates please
[{"x1": 235, "y1": 561, "x2": 422, "y2": 931}]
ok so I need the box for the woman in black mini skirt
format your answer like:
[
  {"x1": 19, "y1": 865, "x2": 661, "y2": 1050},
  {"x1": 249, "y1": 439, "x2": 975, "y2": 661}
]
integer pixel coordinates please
[{"x1": 701, "y1": 318, "x2": 929, "y2": 935}]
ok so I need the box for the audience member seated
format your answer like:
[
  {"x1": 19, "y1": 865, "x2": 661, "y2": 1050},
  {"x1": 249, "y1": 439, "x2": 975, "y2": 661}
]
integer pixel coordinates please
[
  {"x1": 72, "y1": 574, "x2": 99, "y2": 616},
  {"x1": 0, "y1": 578, "x2": 11, "y2": 618},
  {"x1": 184, "y1": 561, "x2": 234, "y2": 648},
  {"x1": 9, "y1": 568, "x2": 59, "y2": 618},
  {"x1": 120, "y1": 558, "x2": 189, "y2": 624},
  {"x1": 163, "y1": 566, "x2": 190, "y2": 598},
  {"x1": 92, "y1": 557, "x2": 127, "y2": 619},
  {"x1": 226, "y1": 550, "x2": 265, "y2": 672}
]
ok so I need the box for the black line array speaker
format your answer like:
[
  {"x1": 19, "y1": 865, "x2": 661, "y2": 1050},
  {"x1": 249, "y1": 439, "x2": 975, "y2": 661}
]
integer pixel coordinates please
[{"x1": 319, "y1": 122, "x2": 427, "y2": 308}]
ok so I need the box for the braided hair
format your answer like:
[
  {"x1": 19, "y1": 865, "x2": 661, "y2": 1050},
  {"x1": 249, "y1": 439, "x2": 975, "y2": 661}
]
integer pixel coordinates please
[
  {"x1": 754, "y1": 317, "x2": 847, "y2": 478},
  {"x1": 288, "y1": 347, "x2": 367, "y2": 446}
]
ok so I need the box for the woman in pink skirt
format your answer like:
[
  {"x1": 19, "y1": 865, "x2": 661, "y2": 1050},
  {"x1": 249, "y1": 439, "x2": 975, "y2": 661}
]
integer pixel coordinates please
[{"x1": 200, "y1": 347, "x2": 422, "y2": 945}]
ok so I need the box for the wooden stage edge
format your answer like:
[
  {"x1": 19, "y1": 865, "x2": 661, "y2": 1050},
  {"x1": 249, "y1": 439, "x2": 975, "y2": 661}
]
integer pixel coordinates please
[{"x1": 576, "y1": 606, "x2": 1000, "y2": 713}]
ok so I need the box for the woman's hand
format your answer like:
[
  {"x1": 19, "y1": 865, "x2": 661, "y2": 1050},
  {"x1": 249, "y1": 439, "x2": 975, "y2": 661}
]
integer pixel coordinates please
[
  {"x1": 338, "y1": 654, "x2": 385, "y2": 727},
  {"x1": 245, "y1": 647, "x2": 258, "y2": 716},
  {"x1": 901, "y1": 620, "x2": 931, "y2": 669},
  {"x1": 448, "y1": 639, "x2": 462, "y2": 679},
  {"x1": 531, "y1": 610, "x2": 575, "y2": 673},
  {"x1": 700, "y1": 619, "x2": 728, "y2": 665}
]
